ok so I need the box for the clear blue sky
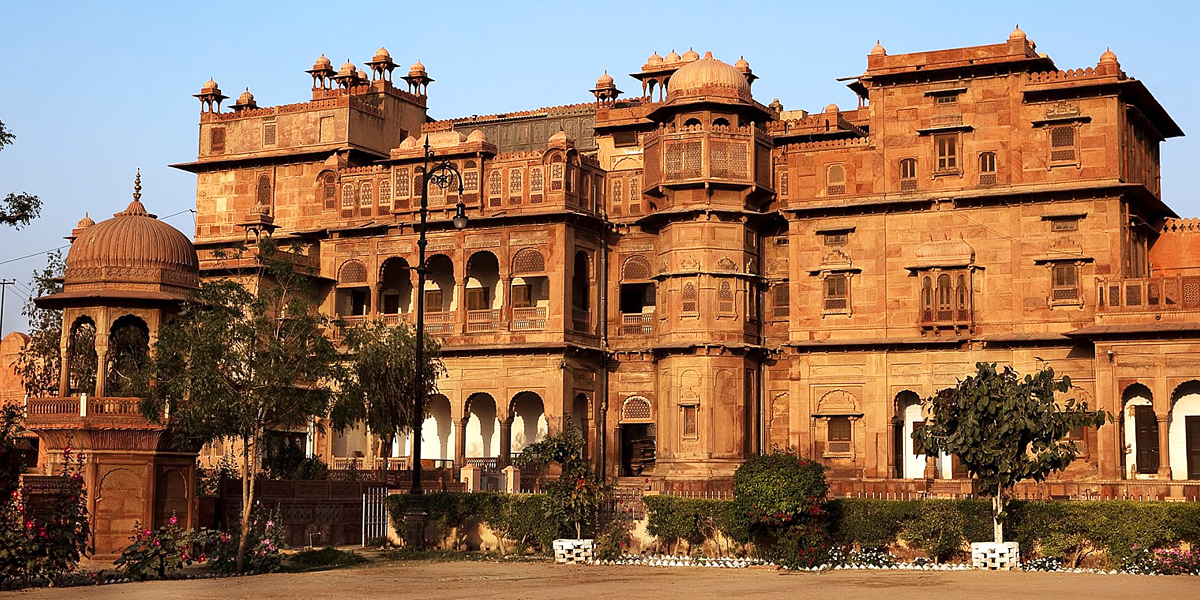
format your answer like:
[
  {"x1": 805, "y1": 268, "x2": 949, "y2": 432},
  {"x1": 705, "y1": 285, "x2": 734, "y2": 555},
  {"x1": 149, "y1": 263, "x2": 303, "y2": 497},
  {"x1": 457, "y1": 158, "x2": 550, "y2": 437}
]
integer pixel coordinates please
[{"x1": 1, "y1": 0, "x2": 1197, "y2": 335}]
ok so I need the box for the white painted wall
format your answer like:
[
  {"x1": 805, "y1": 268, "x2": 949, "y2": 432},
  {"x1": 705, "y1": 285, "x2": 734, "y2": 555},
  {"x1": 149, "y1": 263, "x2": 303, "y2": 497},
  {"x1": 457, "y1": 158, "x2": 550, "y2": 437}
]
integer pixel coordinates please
[
  {"x1": 1123, "y1": 394, "x2": 1152, "y2": 478},
  {"x1": 1169, "y1": 393, "x2": 1200, "y2": 480}
]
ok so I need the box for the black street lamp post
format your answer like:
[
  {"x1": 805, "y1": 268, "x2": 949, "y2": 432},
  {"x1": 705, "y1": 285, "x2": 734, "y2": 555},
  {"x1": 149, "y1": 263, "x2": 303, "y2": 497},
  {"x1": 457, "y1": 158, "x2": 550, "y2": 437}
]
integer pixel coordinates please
[{"x1": 405, "y1": 136, "x2": 468, "y2": 548}]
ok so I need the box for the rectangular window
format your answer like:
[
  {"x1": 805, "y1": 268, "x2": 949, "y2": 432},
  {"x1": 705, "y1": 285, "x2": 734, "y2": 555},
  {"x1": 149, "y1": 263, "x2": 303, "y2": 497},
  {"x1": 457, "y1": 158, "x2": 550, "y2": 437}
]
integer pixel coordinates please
[
  {"x1": 773, "y1": 283, "x2": 789, "y2": 318},
  {"x1": 827, "y1": 417, "x2": 851, "y2": 454},
  {"x1": 1052, "y1": 218, "x2": 1080, "y2": 232},
  {"x1": 1050, "y1": 126, "x2": 1077, "y2": 163},
  {"x1": 613, "y1": 130, "x2": 638, "y2": 147},
  {"x1": 512, "y1": 285, "x2": 532, "y2": 308},
  {"x1": 466, "y1": 288, "x2": 490, "y2": 311},
  {"x1": 935, "y1": 95, "x2": 958, "y2": 105},
  {"x1": 424, "y1": 289, "x2": 444, "y2": 312},
  {"x1": 210, "y1": 128, "x2": 226, "y2": 154},
  {"x1": 824, "y1": 232, "x2": 848, "y2": 246},
  {"x1": 682, "y1": 405, "x2": 698, "y2": 437},
  {"x1": 1052, "y1": 264, "x2": 1080, "y2": 301},
  {"x1": 979, "y1": 152, "x2": 997, "y2": 186},
  {"x1": 824, "y1": 275, "x2": 848, "y2": 311},
  {"x1": 934, "y1": 134, "x2": 958, "y2": 172},
  {"x1": 262, "y1": 122, "x2": 277, "y2": 147}
]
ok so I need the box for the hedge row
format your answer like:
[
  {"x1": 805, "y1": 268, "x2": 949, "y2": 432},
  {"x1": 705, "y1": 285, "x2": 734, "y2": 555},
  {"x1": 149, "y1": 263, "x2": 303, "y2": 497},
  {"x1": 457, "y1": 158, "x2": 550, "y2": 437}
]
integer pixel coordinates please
[
  {"x1": 644, "y1": 495, "x2": 1200, "y2": 566},
  {"x1": 384, "y1": 492, "x2": 560, "y2": 554}
]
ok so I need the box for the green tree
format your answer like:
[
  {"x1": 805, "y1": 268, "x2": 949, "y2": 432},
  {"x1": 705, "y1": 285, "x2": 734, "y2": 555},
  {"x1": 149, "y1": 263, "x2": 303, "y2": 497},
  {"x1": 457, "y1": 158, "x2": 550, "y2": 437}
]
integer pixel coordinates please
[
  {"x1": 14, "y1": 251, "x2": 65, "y2": 398},
  {"x1": 913, "y1": 362, "x2": 1110, "y2": 544},
  {"x1": 516, "y1": 424, "x2": 608, "y2": 540},
  {"x1": 330, "y1": 319, "x2": 444, "y2": 481},
  {"x1": 0, "y1": 119, "x2": 42, "y2": 228},
  {"x1": 138, "y1": 238, "x2": 340, "y2": 572}
]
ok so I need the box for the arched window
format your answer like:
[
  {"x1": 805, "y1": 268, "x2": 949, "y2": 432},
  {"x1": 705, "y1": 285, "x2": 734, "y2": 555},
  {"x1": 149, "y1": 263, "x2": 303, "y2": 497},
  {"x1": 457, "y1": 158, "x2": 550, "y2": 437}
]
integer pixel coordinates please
[
  {"x1": 979, "y1": 152, "x2": 997, "y2": 186},
  {"x1": 512, "y1": 248, "x2": 546, "y2": 275},
  {"x1": 488, "y1": 170, "x2": 503, "y2": 206},
  {"x1": 682, "y1": 282, "x2": 698, "y2": 313},
  {"x1": 683, "y1": 118, "x2": 701, "y2": 128},
  {"x1": 463, "y1": 160, "x2": 479, "y2": 194},
  {"x1": 621, "y1": 255, "x2": 651, "y2": 281},
  {"x1": 827, "y1": 164, "x2": 846, "y2": 196},
  {"x1": 359, "y1": 182, "x2": 373, "y2": 216},
  {"x1": 377, "y1": 179, "x2": 391, "y2": 214},
  {"x1": 341, "y1": 184, "x2": 355, "y2": 217},
  {"x1": 530, "y1": 166, "x2": 544, "y2": 193},
  {"x1": 628, "y1": 177, "x2": 640, "y2": 214},
  {"x1": 936, "y1": 274, "x2": 953, "y2": 320},
  {"x1": 339, "y1": 260, "x2": 368, "y2": 284},
  {"x1": 713, "y1": 117, "x2": 730, "y2": 128},
  {"x1": 508, "y1": 169, "x2": 523, "y2": 204},
  {"x1": 621, "y1": 396, "x2": 652, "y2": 423},
  {"x1": 321, "y1": 172, "x2": 337, "y2": 209},
  {"x1": 256, "y1": 174, "x2": 271, "y2": 207},
  {"x1": 956, "y1": 274, "x2": 969, "y2": 319},
  {"x1": 718, "y1": 280, "x2": 734, "y2": 313},
  {"x1": 612, "y1": 179, "x2": 623, "y2": 205},
  {"x1": 921, "y1": 276, "x2": 933, "y2": 322},
  {"x1": 900, "y1": 158, "x2": 917, "y2": 192}
]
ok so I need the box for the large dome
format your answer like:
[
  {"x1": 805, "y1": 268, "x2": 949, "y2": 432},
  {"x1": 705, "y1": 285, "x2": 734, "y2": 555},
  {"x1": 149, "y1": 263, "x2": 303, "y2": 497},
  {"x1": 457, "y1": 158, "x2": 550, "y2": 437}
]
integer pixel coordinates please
[
  {"x1": 60, "y1": 199, "x2": 200, "y2": 301},
  {"x1": 666, "y1": 53, "x2": 752, "y2": 104}
]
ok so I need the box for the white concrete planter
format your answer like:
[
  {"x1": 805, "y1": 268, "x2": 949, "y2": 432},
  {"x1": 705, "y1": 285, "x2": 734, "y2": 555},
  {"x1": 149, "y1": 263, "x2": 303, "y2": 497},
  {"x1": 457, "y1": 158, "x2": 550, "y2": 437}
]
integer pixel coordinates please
[
  {"x1": 971, "y1": 542, "x2": 1020, "y2": 570},
  {"x1": 553, "y1": 538, "x2": 595, "y2": 564}
]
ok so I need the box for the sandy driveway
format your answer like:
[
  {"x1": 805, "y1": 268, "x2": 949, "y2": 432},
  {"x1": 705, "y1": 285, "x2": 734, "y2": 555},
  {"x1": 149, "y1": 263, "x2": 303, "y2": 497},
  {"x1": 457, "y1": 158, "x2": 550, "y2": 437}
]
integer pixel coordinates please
[{"x1": 4, "y1": 560, "x2": 1198, "y2": 599}]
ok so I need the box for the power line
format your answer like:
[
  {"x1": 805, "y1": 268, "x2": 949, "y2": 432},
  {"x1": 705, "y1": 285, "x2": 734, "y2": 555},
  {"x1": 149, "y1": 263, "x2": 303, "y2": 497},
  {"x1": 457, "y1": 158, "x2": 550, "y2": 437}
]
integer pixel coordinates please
[
  {"x1": 0, "y1": 208, "x2": 196, "y2": 267},
  {"x1": 0, "y1": 279, "x2": 14, "y2": 335}
]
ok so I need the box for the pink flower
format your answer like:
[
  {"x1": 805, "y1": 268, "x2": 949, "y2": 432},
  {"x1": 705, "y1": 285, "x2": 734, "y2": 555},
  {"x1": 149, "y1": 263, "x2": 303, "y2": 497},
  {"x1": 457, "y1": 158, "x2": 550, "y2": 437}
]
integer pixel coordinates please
[
  {"x1": 144, "y1": 529, "x2": 152, "y2": 536},
  {"x1": 154, "y1": 539, "x2": 161, "y2": 547},
  {"x1": 169, "y1": 516, "x2": 178, "y2": 525},
  {"x1": 198, "y1": 555, "x2": 206, "y2": 563}
]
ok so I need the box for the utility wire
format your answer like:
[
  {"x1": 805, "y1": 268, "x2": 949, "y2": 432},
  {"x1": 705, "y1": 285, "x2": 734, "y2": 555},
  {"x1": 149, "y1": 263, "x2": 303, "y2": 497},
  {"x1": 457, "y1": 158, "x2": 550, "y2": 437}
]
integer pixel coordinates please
[{"x1": 0, "y1": 208, "x2": 196, "y2": 267}]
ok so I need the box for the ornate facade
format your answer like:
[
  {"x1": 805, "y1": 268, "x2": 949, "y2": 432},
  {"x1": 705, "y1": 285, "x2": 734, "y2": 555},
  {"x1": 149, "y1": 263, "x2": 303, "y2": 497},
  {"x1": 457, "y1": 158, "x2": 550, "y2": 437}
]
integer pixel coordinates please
[{"x1": 171, "y1": 31, "x2": 1199, "y2": 491}]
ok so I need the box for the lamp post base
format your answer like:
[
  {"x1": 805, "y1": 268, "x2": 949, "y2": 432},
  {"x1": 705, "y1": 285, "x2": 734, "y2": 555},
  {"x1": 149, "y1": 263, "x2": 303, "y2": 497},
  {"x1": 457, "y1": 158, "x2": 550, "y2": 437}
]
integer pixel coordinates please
[{"x1": 403, "y1": 498, "x2": 428, "y2": 550}]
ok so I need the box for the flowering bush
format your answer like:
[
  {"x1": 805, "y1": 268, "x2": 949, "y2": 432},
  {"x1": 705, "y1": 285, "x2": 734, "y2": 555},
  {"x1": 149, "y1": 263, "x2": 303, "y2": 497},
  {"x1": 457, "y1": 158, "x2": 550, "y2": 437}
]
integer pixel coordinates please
[
  {"x1": 1121, "y1": 544, "x2": 1200, "y2": 575},
  {"x1": 731, "y1": 450, "x2": 829, "y2": 568},
  {"x1": 242, "y1": 503, "x2": 286, "y2": 573},
  {"x1": 1023, "y1": 556, "x2": 1063, "y2": 572},
  {"x1": 0, "y1": 435, "x2": 91, "y2": 588},
  {"x1": 113, "y1": 516, "x2": 234, "y2": 580}
]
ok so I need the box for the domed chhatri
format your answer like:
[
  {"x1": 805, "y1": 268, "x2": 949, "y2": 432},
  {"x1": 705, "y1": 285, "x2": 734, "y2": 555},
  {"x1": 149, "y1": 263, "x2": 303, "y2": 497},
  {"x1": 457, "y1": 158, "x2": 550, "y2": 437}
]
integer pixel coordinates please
[
  {"x1": 666, "y1": 53, "x2": 753, "y2": 103},
  {"x1": 682, "y1": 48, "x2": 700, "y2": 62},
  {"x1": 870, "y1": 40, "x2": 887, "y2": 56},
  {"x1": 1099, "y1": 47, "x2": 1119, "y2": 64},
  {"x1": 409, "y1": 60, "x2": 427, "y2": 76},
  {"x1": 54, "y1": 171, "x2": 199, "y2": 304},
  {"x1": 313, "y1": 54, "x2": 333, "y2": 70},
  {"x1": 1009, "y1": 25, "x2": 1026, "y2": 41},
  {"x1": 665, "y1": 49, "x2": 682, "y2": 63},
  {"x1": 596, "y1": 71, "x2": 615, "y2": 88},
  {"x1": 373, "y1": 47, "x2": 391, "y2": 62},
  {"x1": 647, "y1": 52, "x2": 664, "y2": 66}
]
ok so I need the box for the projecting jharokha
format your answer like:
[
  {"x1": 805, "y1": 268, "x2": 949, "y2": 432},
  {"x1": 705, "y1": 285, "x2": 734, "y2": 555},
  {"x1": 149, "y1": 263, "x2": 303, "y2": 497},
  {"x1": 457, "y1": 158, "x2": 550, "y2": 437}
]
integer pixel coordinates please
[{"x1": 8, "y1": 29, "x2": 1200, "y2": 556}]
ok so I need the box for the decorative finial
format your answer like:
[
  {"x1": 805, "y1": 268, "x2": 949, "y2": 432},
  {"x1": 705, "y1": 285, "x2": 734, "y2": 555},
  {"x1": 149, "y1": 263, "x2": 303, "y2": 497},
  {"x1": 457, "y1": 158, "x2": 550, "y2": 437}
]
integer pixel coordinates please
[{"x1": 133, "y1": 169, "x2": 142, "y2": 201}]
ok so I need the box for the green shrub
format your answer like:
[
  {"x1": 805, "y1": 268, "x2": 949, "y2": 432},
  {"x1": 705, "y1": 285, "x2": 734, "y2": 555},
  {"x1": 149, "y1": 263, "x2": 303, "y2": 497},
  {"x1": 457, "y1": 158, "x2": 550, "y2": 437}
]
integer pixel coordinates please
[
  {"x1": 643, "y1": 496, "x2": 723, "y2": 553},
  {"x1": 384, "y1": 492, "x2": 558, "y2": 555},
  {"x1": 826, "y1": 498, "x2": 920, "y2": 548},
  {"x1": 733, "y1": 451, "x2": 828, "y2": 531},
  {"x1": 899, "y1": 500, "x2": 968, "y2": 562}
]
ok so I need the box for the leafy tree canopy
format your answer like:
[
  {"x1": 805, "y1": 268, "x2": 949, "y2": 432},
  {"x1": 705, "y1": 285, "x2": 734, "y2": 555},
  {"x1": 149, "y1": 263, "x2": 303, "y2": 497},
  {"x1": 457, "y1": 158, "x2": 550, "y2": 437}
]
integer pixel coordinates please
[{"x1": 0, "y1": 119, "x2": 42, "y2": 229}]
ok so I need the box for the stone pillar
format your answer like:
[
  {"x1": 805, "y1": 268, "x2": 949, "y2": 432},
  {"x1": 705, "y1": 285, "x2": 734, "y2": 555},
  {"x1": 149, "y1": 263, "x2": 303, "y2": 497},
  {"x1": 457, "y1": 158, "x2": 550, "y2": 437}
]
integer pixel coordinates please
[
  {"x1": 57, "y1": 341, "x2": 70, "y2": 397},
  {"x1": 924, "y1": 455, "x2": 938, "y2": 481},
  {"x1": 501, "y1": 465, "x2": 520, "y2": 493},
  {"x1": 94, "y1": 345, "x2": 109, "y2": 397},
  {"x1": 456, "y1": 277, "x2": 468, "y2": 334},
  {"x1": 887, "y1": 418, "x2": 899, "y2": 478},
  {"x1": 499, "y1": 276, "x2": 511, "y2": 329},
  {"x1": 454, "y1": 418, "x2": 468, "y2": 469},
  {"x1": 1157, "y1": 413, "x2": 1172, "y2": 479},
  {"x1": 460, "y1": 463, "x2": 480, "y2": 493},
  {"x1": 499, "y1": 418, "x2": 513, "y2": 467}
]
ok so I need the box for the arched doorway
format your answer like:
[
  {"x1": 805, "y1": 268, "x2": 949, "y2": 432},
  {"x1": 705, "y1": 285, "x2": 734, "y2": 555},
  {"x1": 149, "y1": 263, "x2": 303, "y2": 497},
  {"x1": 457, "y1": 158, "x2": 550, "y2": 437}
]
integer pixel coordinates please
[
  {"x1": 895, "y1": 391, "x2": 923, "y2": 479},
  {"x1": 510, "y1": 392, "x2": 547, "y2": 453},
  {"x1": 419, "y1": 394, "x2": 454, "y2": 462},
  {"x1": 95, "y1": 468, "x2": 142, "y2": 555},
  {"x1": 619, "y1": 396, "x2": 655, "y2": 476},
  {"x1": 465, "y1": 393, "x2": 499, "y2": 458},
  {"x1": 378, "y1": 257, "x2": 413, "y2": 315},
  {"x1": 1169, "y1": 381, "x2": 1200, "y2": 480},
  {"x1": 571, "y1": 393, "x2": 589, "y2": 457},
  {"x1": 153, "y1": 468, "x2": 188, "y2": 528},
  {"x1": 571, "y1": 251, "x2": 590, "y2": 332},
  {"x1": 1123, "y1": 383, "x2": 1157, "y2": 476},
  {"x1": 67, "y1": 317, "x2": 97, "y2": 396},
  {"x1": 466, "y1": 252, "x2": 501, "y2": 332}
]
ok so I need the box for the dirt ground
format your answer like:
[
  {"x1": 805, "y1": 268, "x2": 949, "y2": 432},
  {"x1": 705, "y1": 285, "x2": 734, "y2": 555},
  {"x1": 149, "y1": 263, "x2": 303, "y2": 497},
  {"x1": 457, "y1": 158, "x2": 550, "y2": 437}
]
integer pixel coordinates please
[{"x1": 5, "y1": 560, "x2": 1199, "y2": 600}]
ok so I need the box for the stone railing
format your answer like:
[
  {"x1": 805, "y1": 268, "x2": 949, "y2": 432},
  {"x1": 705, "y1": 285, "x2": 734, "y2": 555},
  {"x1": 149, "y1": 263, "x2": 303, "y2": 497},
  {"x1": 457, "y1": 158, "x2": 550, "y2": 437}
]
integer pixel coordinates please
[
  {"x1": 620, "y1": 313, "x2": 654, "y2": 335},
  {"x1": 466, "y1": 309, "x2": 501, "y2": 333},
  {"x1": 1096, "y1": 276, "x2": 1200, "y2": 313},
  {"x1": 26, "y1": 396, "x2": 144, "y2": 419},
  {"x1": 512, "y1": 306, "x2": 547, "y2": 331}
]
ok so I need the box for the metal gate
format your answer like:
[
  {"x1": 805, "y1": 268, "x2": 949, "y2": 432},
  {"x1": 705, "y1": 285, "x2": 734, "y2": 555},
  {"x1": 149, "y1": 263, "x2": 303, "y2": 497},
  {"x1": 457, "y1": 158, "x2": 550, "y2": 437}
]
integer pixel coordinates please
[{"x1": 361, "y1": 485, "x2": 389, "y2": 546}]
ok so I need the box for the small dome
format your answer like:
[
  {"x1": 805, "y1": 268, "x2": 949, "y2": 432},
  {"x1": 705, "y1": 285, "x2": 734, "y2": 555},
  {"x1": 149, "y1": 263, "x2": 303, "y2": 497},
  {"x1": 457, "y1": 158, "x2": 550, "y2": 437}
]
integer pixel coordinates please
[
  {"x1": 825, "y1": 103, "x2": 840, "y2": 114},
  {"x1": 76, "y1": 213, "x2": 95, "y2": 229},
  {"x1": 734, "y1": 56, "x2": 750, "y2": 72},
  {"x1": 665, "y1": 50, "x2": 681, "y2": 63},
  {"x1": 373, "y1": 47, "x2": 391, "y2": 62},
  {"x1": 1009, "y1": 25, "x2": 1026, "y2": 41},
  {"x1": 647, "y1": 52, "x2": 664, "y2": 66},
  {"x1": 200, "y1": 78, "x2": 219, "y2": 93},
  {"x1": 399, "y1": 136, "x2": 420, "y2": 150},
  {"x1": 237, "y1": 88, "x2": 255, "y2": 104},
  {"x1": 338, "y1": 60, "x2": 357, "y2": 77},
  {"x1": 466, "y1": 129, "x2": 487, "y2": 143},
  {"x1": 666, "y1": 55, "x2": 753, "y2": 103},
  {"x1": 1099, "y1": 47, "x2": 1119, "y2": 64},
  {"x1": 548, "y1": 129, "x2": 569, "y2": 145},
  {"x1": 313, "y1": 54, "x2": 332, "y2": 70},
  {"x1": 409, "y1": 60, "x2": 427, "y2": 76},
  {"x1": 870, "y1": 41, "x2": 886, "y2": 56},
  {"x1": 596, "y1": 71, "x2": 615, "y2": 88},
  {"x1": 682, "y1": 48, "x2": 700, "y2": 62}
]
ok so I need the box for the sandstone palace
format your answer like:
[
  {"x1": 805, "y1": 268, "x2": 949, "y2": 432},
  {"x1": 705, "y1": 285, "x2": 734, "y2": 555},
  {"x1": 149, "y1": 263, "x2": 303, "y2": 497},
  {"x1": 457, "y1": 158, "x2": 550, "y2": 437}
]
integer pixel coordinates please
[{"x1": 13, "y1": 28, "x2": 1200, "y2": 499}]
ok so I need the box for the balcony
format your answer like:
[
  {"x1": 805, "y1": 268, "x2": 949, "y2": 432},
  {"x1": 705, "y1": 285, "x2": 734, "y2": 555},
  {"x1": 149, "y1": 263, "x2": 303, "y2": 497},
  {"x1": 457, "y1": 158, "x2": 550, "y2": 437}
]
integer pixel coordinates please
[
  {"x1": 466, "y1": 309, "x2": 501, "y2": 333},
  {"x1": 512, "y1": 307, "x2": 547, "y2": 331},
  {"x1": 1097, "y1": 276, "x2": 1200, "y2": 314},
  {"x1": 620, "y1": 313, "x2": 654, "y2": 336},
  {"x1": 424, "y1": 311, "x2": 456, "y2": 335},
  {"x1": 919, "y1": 307, "x2": 973, "y2": 333}
]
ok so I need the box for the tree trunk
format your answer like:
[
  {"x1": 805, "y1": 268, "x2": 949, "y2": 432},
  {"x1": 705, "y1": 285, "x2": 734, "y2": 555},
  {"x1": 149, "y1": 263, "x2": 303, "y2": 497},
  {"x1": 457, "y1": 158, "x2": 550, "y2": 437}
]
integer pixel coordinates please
[
  {"x1": 377, "y1": 435, "x2": 391, "y2": 483},
  {"x1": 236, "y1": 433, "x2": 258, "y2": 573},
  {"x1": 992, "y1": 493, "x2": 1004, "y2": 544}
]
